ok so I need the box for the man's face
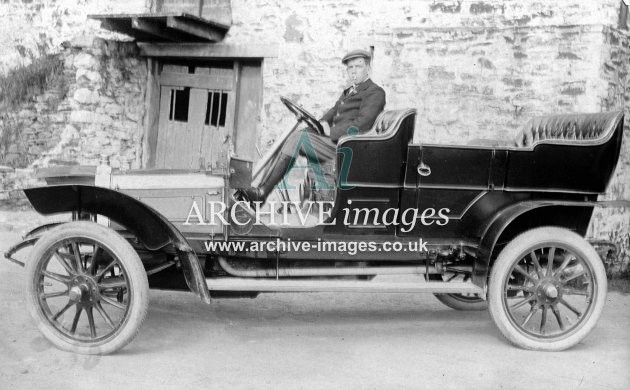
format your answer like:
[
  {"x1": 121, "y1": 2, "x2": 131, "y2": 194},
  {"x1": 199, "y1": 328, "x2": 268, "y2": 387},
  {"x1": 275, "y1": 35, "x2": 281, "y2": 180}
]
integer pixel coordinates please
[{"x1": 345, "y1": 57, "x2": 369, "y2": 84}]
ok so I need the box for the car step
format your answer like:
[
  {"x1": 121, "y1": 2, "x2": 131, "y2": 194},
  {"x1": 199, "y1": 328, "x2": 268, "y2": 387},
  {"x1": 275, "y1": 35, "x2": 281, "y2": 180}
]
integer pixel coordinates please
[{"x1": 205, "y1": 277, "x2": 485, "y2": 295}]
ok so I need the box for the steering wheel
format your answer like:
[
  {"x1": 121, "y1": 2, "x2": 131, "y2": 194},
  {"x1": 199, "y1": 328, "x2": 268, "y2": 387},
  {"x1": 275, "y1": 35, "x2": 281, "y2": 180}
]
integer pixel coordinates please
[{"x1": 281, "y1": 96, "x2": 325, "y2": 135}]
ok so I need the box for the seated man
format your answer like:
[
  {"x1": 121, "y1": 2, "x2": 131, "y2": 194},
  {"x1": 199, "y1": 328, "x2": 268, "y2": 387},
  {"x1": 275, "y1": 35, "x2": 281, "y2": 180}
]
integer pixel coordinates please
[{"x1": 242, "y1": 49, "x2": 386, "y2": 204}]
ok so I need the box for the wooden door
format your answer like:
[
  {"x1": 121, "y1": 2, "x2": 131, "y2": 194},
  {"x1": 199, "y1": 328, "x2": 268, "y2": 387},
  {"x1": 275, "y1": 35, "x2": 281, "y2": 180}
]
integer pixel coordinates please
[{"x1": 156, "y1": 64, "x2": 235, "y2": 171}]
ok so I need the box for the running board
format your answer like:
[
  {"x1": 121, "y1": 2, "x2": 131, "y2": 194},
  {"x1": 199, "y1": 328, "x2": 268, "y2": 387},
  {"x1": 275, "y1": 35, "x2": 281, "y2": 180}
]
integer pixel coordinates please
[{"x1": 206, "y1": 278, "x2": 485, "y2": 295}]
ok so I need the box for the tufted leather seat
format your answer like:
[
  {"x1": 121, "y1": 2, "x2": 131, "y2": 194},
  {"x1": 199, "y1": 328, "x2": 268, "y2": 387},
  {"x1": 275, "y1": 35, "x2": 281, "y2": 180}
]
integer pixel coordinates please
[
  {"x1": 514, "y1": 111, "x2": 623, "y2": 147},
  {"x1": 468, "y1": 111, "x2": 623, "y2": 148},
  {"x1": 371, "y1": 109, "x2": 412, "y2": 135}
]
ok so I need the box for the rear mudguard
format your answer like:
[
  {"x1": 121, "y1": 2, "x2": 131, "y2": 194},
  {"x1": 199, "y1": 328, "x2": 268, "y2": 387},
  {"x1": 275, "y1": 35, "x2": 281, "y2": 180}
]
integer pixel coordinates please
[
  {"x1": 474, "y1": 199, "x2": 630, "y2": 288},
  {"x1": 22, "y1": 185, "x2": 210, "y2": 303}
]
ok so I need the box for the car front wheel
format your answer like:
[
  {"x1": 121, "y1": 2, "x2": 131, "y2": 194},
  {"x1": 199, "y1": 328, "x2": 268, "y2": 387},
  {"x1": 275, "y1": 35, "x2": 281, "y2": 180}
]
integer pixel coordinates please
[
  {"x1": 488, "y1": 227, "x2": 606, "y2": 351},
  {"x1": 25, "y1": 222, "x2": 149, "y2": 355}
]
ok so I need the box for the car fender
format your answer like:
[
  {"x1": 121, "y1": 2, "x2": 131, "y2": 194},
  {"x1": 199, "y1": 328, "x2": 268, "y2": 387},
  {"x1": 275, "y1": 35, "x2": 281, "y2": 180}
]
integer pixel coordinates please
[
  {"x1": 23, "y1": 185, "x2": 210, "y2": 303},
  {"x1": 472, "y1": 199, "x2": 630, "y2": 288}
]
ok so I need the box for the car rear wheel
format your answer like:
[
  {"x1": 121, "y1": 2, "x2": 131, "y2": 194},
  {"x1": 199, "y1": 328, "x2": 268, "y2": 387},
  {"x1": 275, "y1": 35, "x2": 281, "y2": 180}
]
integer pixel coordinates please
[
  {"x1": 430, "y1": 273, "x2": 487, "y2": 311},
  {"x1": 25, "y1": 222, "x2": 149, "y2": 355},
  {"x1": 488, "y1": 227, "x2": 606, "y2": 351}
]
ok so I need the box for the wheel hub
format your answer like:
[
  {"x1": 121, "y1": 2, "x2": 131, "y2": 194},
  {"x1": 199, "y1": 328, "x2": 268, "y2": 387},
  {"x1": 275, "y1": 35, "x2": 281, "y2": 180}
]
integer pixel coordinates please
[
  {"x1": 69, "y1": 275, "x2": 98, "y2": 305},
  {"x1": 535, "y1": 279, "x2": 561, "y2": 304},
  {"x1": 544, "y1": 285, "x2": 558, "y2": 299}
]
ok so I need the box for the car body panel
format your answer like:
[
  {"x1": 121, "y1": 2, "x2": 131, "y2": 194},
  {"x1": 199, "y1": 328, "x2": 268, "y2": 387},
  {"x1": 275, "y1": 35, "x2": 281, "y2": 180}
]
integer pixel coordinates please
[{"x1": 11, "y1": 109, "x2": 626, "y2": 299}]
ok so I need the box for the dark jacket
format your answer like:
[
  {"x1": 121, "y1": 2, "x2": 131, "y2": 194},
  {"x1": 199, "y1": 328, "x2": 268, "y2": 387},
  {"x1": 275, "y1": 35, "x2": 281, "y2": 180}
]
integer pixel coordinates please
[{"x1": 320, "y1": 79, "x2": 386, "y2": 142}]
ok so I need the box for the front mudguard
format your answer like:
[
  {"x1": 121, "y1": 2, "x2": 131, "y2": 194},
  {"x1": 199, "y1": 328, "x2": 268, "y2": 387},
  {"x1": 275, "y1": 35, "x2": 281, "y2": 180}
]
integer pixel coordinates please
[{"x1": 7, "y1": 185, "x2": 210, "y2": 303}]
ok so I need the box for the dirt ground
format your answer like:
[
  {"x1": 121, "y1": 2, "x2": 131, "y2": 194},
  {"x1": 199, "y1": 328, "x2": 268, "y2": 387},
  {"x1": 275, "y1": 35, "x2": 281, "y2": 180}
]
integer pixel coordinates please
[{"x1": 1, "y1": 225, "x2": 629, "y2": 390}]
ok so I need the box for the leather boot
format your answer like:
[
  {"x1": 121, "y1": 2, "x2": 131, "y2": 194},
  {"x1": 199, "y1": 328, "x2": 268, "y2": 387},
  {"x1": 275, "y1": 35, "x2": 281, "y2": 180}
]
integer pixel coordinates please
[{"x1": 240, "y1": 154, "x2": 293, "y2": 204}]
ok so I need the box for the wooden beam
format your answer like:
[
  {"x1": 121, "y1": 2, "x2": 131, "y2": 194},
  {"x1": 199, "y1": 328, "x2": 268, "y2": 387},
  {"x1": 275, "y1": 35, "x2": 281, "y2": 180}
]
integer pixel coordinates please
[
  {"x1": 138, "y1": 43, "x2": 278, "y2": 58},
  {"x1": 159, "y1": 72, "x2": 234, "y2": 90},
  {"x1": 167, "y1": 15, "x2": 224, "y2": 42},
  {"x1": 144, "y1": 58, "x2": 160, "y2": 168},
  {"x1": 132, "y1": 18, "x2": 176, "y2": 42}
]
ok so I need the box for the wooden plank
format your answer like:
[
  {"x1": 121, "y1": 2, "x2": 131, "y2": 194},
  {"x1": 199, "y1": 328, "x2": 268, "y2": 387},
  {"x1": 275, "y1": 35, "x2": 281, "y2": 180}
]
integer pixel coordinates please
[
  {"x1": 131, "y1": 18, "x2": 176, "y2": 42},
  {"x1": 138, "y1": 42, "x2": 278, "y2": 58},
  {"x1": 233, "y1": 62, "x2": 263, "y2": 162},
  {"x1": 162, "y1": 64, "x2": 188, "y2": 73},
  {"x1": 90, "y1": 12, "x2": 230, "y2": 30},
  {"x1": 155, "y1": 86, "x2": 172, "y2": 168},
  {"x1": 167, "y1": 15, "x2": 224, "y2": 42},
  {"x1": 188, "y1": 88, "x2": 208, "y2": 169},
  {"x1": 160, "y1": 71, "x2": 233, "y2": 90},
  {"x1": 212, "y1": 90, "x2": 233, "y2": 172},
  {"x1": 144, "y1": 59, "x2": 161, "y2": 168},
  {"x1": 199, "y1": 92, "x2": 214, "y2": 170}
]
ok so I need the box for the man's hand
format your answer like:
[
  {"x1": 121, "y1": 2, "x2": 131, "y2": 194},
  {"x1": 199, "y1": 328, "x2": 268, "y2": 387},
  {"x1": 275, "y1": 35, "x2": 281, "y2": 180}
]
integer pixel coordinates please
[{"x1": 319, "y1": 121, "x2": 331, "y2": 136}]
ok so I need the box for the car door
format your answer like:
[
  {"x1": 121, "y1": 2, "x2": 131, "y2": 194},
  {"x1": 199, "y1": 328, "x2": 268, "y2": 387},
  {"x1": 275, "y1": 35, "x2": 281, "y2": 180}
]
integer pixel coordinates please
[{"x1": 399, "y1": 144, "x2": 496, "y2": 237}]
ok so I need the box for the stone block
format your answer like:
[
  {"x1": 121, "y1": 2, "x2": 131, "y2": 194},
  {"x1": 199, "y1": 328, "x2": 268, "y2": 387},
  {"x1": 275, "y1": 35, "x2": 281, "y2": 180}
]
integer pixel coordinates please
[
  {"x1": 73, "y1": 88, "x2": 100, "y2": 104},
  {"x1": 73, "y1": 53, "x2": 99, "y2": 71},
  {"x1": 69, "y1": 34, "x2": 95, "y2": 49},
  {"x1": 69, "y1": 110, "x2": 113, "y2": 125}
]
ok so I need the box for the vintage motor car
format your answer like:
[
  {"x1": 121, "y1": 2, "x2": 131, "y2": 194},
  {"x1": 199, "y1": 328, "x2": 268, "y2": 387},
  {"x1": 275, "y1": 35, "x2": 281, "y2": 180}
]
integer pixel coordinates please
[{"x1": 4, "y1": 98, "x2": 627, "y2": 354}]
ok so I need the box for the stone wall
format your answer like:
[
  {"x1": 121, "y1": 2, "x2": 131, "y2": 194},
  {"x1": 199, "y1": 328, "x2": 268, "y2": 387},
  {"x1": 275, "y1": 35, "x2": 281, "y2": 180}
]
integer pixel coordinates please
[
  {"x1": 224, "y1": 0, "x2": 630, "y2": 272},
  {"x1": 0, "y1": 0, "x2": 628, "y2": 271},
  {"x1": 587, "y1": 26, "x2": 630, "y2": 274},
  {"x1": 224, "y1": 0, "x2": 626, "y2": 147},
  {"x1": 48, "y1": 39, "x2": 147, "y2": 170},
  {"x1": 0, "y1": 38, "x2": 147, "y2": 201},
  {"x1": 0, "y1": 0, "x2": 147, "y2": 74}
]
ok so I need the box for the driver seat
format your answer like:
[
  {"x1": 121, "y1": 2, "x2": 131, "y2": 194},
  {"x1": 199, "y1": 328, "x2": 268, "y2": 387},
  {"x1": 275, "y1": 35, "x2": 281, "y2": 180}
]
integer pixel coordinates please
[{"x1": 305, "y1": 109, "x2": 415, "y2": 203}]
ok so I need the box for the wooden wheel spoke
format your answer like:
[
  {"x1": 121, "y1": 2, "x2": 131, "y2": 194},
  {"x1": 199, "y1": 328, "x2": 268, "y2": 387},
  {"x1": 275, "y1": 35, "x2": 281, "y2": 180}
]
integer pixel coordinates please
[
  {"x1": 42, "y1": 270, "x2": 71, "y2": 285},
  {"x1": 86, "y1": 307, "x2": 97, "y2": 338},
  {"x1": 53, "y1": 252, "x2": 76, "y2": 276},
  {"x1": 562, "y1": 287, "x2": 589, "y2": 296},
  {"x1": 41, "y1": 290, "x2": 69, "y2": 299},
  {"x1": 95, "y1": 302, "x2": 115, "y2": 329},
  {"x1": 551, "y1": 305, "x2": 565, "y2": 330},
  {"x1": 96, "y1": 260, "x2": 117, "y2": 281},
  {"x1": 513, "y1": 265, "x2": 537, "y2": 284},
  {"x1": 529, "y1": 251, "x2": 544, "y2": 279},
  {"x1": 101, "y1": 296, "x2": 126, "y2": 310},
  {"x1": 554, "y1": 253, "x2": 574, "y2": 277},
  {"x1": 561, "y1": 270, "x2": 586, "y2": 285},
  {"x1": 521, "y1": 305, "x2": 538, "y2": 326},
  {"x1": 546, "y1": 247, "x2": 556, "y2": 277},
  {"x1": 52, "y1": 301, "x2": 74, "y2": 321},
  {"x1": 510, "y1": 295, "x2": 535, "y2": 310},
  {"x1": 540, "y1": 305, "x2": 548, "y2": 334},
  {"x1": 70, "y1": 307, "x2": 83, "y2": 334},
  {"x1": 71, "y1": 242, "x2": 84, "y2": 273},
  {"x1": 559, "y1": 298, "x2": 582, "y2": 317}
]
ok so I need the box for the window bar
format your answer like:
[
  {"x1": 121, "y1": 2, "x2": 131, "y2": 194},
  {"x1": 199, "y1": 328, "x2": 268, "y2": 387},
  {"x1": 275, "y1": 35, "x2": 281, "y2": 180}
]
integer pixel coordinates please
[
  {"x1": 169, "y1": 89, "x2": 175, "y2": 121},
  {"x1": 217, "y1": 91, "x2": 224, "y2": 129},
  {"x1": 208, "y1": 91, "x2": 215, "y2": 126}
]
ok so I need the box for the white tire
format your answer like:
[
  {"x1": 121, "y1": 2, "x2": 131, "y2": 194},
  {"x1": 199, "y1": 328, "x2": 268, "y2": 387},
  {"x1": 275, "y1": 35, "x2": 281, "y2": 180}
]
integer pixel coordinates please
[
  {"x1": 488, "y1": 227, "x2": 606, "y2": 351},
  {"x1": 25, "y1": 222, "x2": 149, "y2": 355}
]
